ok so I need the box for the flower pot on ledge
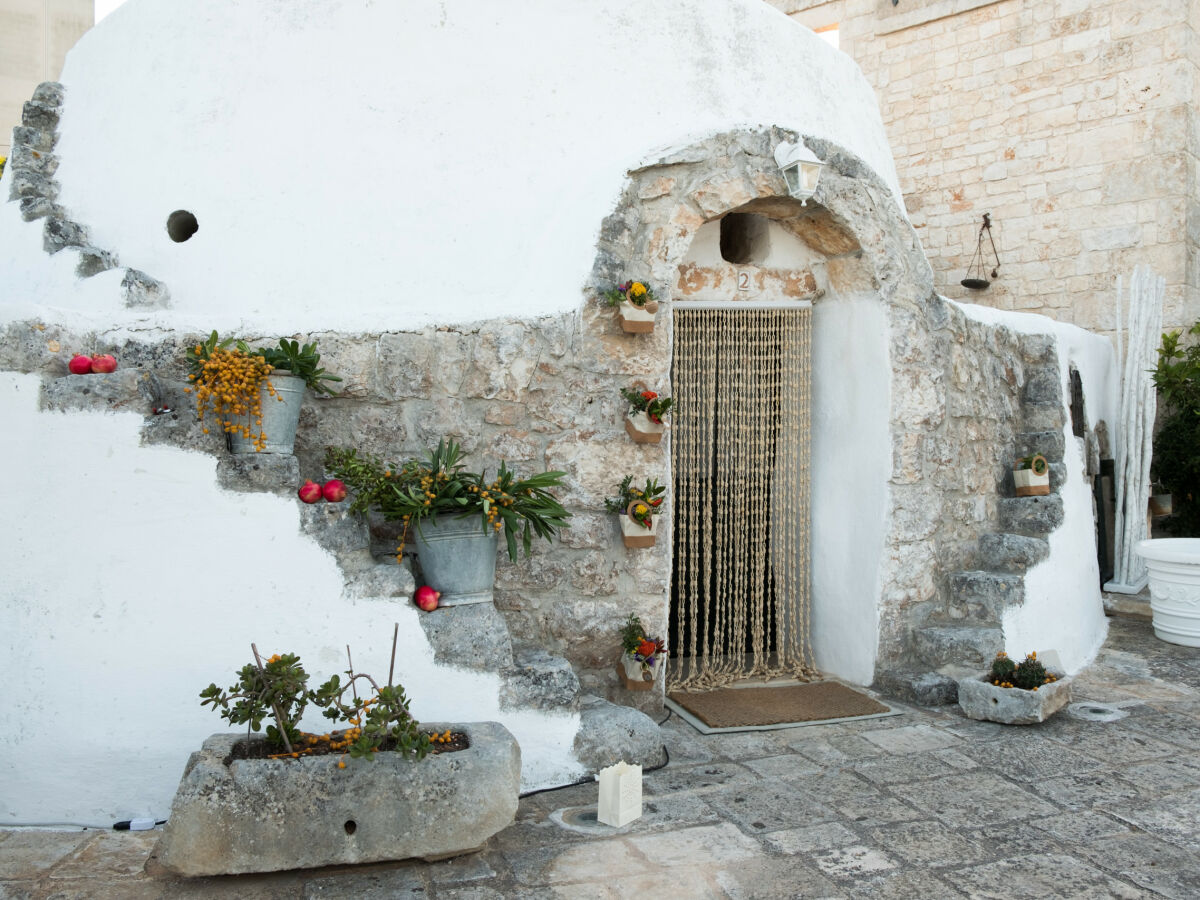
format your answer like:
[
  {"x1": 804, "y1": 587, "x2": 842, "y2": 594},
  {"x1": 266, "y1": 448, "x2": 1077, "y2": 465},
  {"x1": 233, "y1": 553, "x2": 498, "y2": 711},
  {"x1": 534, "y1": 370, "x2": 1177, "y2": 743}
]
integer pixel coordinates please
[
  {"x1": 618, "y1": 651, "x2": 658, "y2": 691},
  {"x1": 956, "y1": 671, "x2": 1072, "y2": 724},
  {"x1": 618, "y1": 302, "x2": 656, "y2": 334},
  {"x1": 625, "y1": 411, "x2": 666, "y2": 444},
  {"x1": 620, "y1": 514, "x2": 657, "y2": 548}
]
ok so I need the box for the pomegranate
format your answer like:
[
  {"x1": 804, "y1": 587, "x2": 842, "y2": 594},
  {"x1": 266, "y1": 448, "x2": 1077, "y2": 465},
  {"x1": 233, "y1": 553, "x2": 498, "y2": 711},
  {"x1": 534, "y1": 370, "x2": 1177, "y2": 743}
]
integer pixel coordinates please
[
  {"x1": 415, "y1": 585, "x2": 440, "y2": 612},
  {"x1": 90, "y1": 354, "x2": 117, "y2": 373},
  {"x1": 322, "y1": 479, "x2": 347, "y2": 502},
  {"x1": 298, "y1": 480, "x2": 322, "y2": 504},
  {"x1": 68, "y1": 355, "x2": 93, "y2": 375}
]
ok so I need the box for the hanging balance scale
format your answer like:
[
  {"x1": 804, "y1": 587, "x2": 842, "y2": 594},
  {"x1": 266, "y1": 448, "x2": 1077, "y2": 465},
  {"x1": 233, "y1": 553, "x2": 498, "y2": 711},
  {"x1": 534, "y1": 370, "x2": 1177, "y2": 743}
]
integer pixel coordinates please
[{"x1": 961, "y1": 212, "x2": 1001, "y2": 290}]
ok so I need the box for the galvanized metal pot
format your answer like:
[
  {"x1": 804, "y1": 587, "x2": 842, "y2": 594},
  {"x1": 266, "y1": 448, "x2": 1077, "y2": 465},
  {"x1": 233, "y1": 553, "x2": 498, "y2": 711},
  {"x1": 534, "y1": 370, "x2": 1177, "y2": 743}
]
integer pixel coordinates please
[
  {"x1": 413, "y1": 515, "x2": 499, "y2": 607},
  {"x1": 227, "y1": 373, "x2": 306, "y2": 455}
]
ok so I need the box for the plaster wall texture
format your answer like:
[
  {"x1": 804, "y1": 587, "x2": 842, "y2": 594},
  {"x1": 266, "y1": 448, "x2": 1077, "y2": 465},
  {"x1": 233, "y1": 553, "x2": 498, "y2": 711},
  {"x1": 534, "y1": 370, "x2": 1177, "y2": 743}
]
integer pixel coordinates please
[
  {"x1": 769, "y1": 0, "x2": 1200, "y2": 337},
  {"x1": 0, "y1": 370, "x2": 582, "y2": 825},
  {"x1": 0, "y1": 0, "x2": 91, "y2": 156},
  {"x1": 0, "y1": 0, "x2": 900, "y2": 334}
]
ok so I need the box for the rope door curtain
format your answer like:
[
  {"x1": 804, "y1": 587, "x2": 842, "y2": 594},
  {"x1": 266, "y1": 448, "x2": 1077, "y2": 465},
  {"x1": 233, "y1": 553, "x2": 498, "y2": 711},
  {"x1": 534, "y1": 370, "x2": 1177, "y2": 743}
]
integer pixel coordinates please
[{"x1": 670, "y1": 306, "x2": 817, "y2": 690}]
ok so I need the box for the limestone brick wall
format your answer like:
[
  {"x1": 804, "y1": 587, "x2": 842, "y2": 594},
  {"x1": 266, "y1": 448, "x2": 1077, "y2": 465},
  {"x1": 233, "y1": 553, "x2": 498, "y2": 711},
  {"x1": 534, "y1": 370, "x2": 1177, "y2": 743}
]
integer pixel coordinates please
[{"x1": 769, "y1": 0, "x2": 1200, "y2": 336}]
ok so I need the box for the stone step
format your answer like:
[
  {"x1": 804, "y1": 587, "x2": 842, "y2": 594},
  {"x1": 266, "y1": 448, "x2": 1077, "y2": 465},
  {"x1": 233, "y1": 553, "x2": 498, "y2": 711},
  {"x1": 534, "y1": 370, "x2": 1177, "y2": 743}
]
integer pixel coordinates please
[
  {"x1": 418, "y1": 603, "x2": 514, "y2": 672},
  {"x1": 1023, "y1": 400, "x2": 1066, "y2": 433},
  {"x1": 997, "y1": 495, "x2": 1064, "y2": 536},
  {"x1": 40, "y1": 370, "x2": 151, "y2": 414},
  {"x1": 1015, "y1": 430, "x2": 1065, "y2": 464},
  {"x1": 500, "y1": 648, "x2": 581, "y2": 712},
  {"x1": 947, "y1": 570, "x2": 1025, "y2": 621},
  {"x1": 914, "y1": 624, "x2": 1004, "y2": 670},
  {"x1": 872, "y1": 668, "x2": 959, "y2": 706},
  {"x1": 978, "y1": 532, "x2": 1049, "y2": 572},
  {"x1": 573, "y1": 695, "x2": 666, "y2": 772}
]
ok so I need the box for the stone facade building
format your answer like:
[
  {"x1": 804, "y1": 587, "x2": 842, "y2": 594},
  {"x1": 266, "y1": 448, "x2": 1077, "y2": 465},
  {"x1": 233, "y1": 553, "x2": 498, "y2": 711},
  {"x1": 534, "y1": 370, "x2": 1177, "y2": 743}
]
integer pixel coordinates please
[
  {"x1": 769, "y1": 0, "x2": 1200, "y2": 336},
  {"x1": 0, "y1": 0, "x2": 92, "y2": 158}
]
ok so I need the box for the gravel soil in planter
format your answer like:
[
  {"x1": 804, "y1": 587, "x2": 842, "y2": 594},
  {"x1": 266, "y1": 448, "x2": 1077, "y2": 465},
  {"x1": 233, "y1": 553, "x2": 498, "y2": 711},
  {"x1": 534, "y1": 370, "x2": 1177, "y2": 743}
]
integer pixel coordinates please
[
  {"x1": 154, "y1": 721, "x2": 520, "y2": 877},
  {"x1": 957, "y1": 672, "x2": 1072, "y2": 725}
]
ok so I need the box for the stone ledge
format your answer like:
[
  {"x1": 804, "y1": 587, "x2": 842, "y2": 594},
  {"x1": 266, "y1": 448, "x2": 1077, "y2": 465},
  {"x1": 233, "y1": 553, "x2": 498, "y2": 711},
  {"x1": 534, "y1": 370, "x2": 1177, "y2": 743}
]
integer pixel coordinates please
[
  {"x1": 153, "y1": 722, "x2": 520, "y2": 877},
  {"x1": 216, "y1": 454, "x2": 300, "y2": 496},
  {"x1": 573, "y1": 695, "x2": 664, "y2": 772}
]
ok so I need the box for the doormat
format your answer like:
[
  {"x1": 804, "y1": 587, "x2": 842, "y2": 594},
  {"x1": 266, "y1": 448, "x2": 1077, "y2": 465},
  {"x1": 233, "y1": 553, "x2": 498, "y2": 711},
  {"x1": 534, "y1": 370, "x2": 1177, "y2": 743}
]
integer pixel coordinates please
[{"x1": 666, "y1": 681, "x2": 900, "y2": 734}]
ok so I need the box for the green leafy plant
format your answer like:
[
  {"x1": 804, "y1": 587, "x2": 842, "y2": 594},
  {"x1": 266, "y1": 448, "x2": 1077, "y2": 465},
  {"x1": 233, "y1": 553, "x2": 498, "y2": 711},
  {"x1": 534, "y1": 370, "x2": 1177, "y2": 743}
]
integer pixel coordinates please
[
  {"x1": 605, "y1": 476, "x2": 665, "y2": 528},
  {"x1": 603, "y1": 280, "x2": 656, "y2": 309},
  {"x1": 1014, "y1": 454, "x2": 1048, "y2": 474},
  {"x1": 1152, "y1": 322, "x2": 1200, "y2": 535},
  {"x1": 199, "y1": 646, "x2": 311, "y2": 754},
  {"x1": 988, "y1": 651, "x2": 1016, "y2": 685},
  {"x1": 621, "y1": 386, "x2": 674, "y2": 424},
  {"x1": 986, "y1": 651, "x2": 1056, "y2": 691},
  {"x1": 254, "y1": 338, "x2": 341, "y2": 395},
  {"x1": 324, "y1": 439, "x2": 571, "y2": 562}
]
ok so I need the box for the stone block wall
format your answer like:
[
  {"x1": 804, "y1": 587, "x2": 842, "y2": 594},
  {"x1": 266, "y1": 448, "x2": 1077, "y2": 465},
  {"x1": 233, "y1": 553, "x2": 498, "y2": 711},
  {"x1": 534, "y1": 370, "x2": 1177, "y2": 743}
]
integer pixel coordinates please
[{"x1": 768, "y1": 0, "x2": 1200, "y2": 336}]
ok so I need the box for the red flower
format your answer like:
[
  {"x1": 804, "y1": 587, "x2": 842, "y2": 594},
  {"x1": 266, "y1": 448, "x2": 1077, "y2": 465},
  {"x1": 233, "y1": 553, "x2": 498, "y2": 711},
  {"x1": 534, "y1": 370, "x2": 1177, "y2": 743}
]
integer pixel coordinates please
[
  {"x1": 649, "y1": 497, "x2": 663, "y2": 507},
  {"x1": 636, "y1": 639, "x2": 657, "y2": 658},
  {"x1": 641, "y1": 391, "x2": 657, "y2": 401}
]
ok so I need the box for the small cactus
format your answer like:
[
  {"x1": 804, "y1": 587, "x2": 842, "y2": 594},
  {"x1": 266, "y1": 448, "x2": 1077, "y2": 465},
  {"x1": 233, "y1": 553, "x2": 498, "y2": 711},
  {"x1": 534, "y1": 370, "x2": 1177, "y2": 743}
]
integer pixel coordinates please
[
  {"x1": 989, "y1": 651, "x2": 1016, "y2": 686},
  {"x1": 1012, "y1": 652, "x2": 1048, "y2": 690}
]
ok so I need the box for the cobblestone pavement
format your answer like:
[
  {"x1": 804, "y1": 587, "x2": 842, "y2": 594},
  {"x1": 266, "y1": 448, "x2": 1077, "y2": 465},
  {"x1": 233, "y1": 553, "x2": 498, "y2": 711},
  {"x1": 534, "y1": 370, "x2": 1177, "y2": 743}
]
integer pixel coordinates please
[{"x1": 3, "y1": 615, "x2": 1198, "y2": 899}]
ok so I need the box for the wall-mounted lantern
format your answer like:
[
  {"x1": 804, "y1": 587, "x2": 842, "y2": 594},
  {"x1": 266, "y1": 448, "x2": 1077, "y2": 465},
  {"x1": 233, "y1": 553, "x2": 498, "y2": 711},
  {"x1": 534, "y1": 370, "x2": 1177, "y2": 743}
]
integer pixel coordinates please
[
  {"x1": 773, "y1": 141, "x2": 825, "y2": 205},
  {"x1": 961, "y1": 212, "x2": 1001, "y2": 290}
]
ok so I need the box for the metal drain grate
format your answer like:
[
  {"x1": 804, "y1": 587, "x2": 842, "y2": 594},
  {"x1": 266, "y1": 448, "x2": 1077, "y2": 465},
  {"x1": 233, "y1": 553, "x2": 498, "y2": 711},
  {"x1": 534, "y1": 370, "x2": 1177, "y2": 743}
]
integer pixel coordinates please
[{"x1": 1067, "y1": 701, "x2": 1127, "y2": 723}]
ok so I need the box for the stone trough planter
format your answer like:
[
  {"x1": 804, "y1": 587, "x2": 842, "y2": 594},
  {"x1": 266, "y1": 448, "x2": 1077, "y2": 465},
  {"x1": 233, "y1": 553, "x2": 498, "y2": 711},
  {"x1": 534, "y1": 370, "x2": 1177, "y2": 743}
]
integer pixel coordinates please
[
  {"x1": 154, "y1": 721, "x2": 520, "y2": 877},
  {"x1": 957, "y1": 671, "x2": 1072, "y2": 725}
]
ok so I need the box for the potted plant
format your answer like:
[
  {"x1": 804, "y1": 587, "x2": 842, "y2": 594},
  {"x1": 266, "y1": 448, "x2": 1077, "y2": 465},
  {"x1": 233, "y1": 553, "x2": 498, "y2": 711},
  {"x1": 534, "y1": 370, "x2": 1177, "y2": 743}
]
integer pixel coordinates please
[
  {"x1": 621, "y1": 385, "x2": 674, "y2": 444},
  {"x1": 325, "y1": 440, "x2": 570, "y2": 605},
  {"x1": 155, "y1": 627, "x2": 520, "y2": 876},
  {"x1": 957, "y1": 651, "x2": 1071, "y2": 724},
  {"x1": 186, "y1": 331, "x2": 340, "y2": 454},
  {"x1": 618, "y1": 614, "x2": 666, "y2": 691},
  {"x1": 603, "y1": 280, "x2": 658, "y2": 333},
  {"x1": 1150, "y1": 321, "x2": 1200, "y2": 536},
  {"x1": 1013, "y1": 453, "x2": 1050, "y2": 496},
  {"x1": 605, "y1": 476, "x2": 665, "y2": 548}
]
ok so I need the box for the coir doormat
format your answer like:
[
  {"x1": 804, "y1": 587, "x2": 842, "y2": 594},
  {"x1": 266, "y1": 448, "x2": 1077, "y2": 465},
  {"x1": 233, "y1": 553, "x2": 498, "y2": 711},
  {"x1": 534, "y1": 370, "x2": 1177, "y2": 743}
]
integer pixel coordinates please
[{"x1": 666, "y1": 681, "x2": 899, "y2": 734}]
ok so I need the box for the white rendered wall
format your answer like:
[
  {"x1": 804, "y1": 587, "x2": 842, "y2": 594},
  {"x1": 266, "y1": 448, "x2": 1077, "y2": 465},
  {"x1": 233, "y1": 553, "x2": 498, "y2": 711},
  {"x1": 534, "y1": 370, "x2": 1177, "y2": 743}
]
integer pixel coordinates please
[
  {"x1": 810, "y1": 293, "x2": 890, "y2": 684},
  {"x1": 0, "y1": 0, "x2": 899, "y2": 336},
  {"x1": 0, "y1": 373, "x2": 581, "y2": 826},
  {"x1": 954, "y1": 303, "x2": 1116, "y2": 673}
]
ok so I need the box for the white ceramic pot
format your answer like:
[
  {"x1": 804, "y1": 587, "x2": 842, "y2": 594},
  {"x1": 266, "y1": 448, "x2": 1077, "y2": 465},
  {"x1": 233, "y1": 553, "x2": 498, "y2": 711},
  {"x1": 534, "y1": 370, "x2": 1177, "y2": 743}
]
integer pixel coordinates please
[
  {"x1": 619, "y1": 513, "x2": 657, "y2": 548},
  {"x1": 625, "y1": 411, "x2": 666, "y2": 444},
  {"x1": 1136, "y1": 539, "x2": 1200, "y2": 647},
  {"x1": 1013, "y1": 466, "x2": 1050, "y2": 497},
  {"x1": 618, "y1": 303, "x2": 655, "y2": 333}
]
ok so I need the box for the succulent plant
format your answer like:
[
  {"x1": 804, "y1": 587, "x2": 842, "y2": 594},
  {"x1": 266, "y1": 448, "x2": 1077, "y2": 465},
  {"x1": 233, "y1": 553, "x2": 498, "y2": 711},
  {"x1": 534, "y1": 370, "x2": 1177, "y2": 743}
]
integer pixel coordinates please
[
  {"x1": 989, "y1": 651, "x2": 1016, "y2": 686},
  {"x1": 1012, "y1": 652, "x2": 1049, "y2": 690}
]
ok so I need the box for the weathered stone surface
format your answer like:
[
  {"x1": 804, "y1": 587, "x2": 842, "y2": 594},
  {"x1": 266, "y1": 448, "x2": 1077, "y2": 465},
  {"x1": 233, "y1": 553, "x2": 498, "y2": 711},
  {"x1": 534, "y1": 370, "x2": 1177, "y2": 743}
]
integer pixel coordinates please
[
  {"x1": 572, "y1": 695, "x2": 665, "y2": 772},
  {"x1": 998, "y1": 495, "x2": 1064, "y2": 536},
  {"x1": 11, "y1": 124, "x2": 54, "y2": 153},
  {"x1": 76, "y1": 247, "x2": 119, "y2": 278},
  {"x1": 297, "y1": 502, "x2": 369, "y2": 556},
  {"x1": 8, "y1": 142, "x2": 57, "y2": 177},
  {"x1": 216, "y1": 453, "x2": 301, "y2": 496},
  {"x1": 417, "y1": 603, "x2": 513, "y2": 671},
  {"x1": 21, "y1": 99, "x2": 59, "y2": 131},
  {"x1": 30, "y1": 82, "x2": 63, "y2": 106},
  {"x1": 1014, "y1": 429, "x2": 1066, "y2": 463},
  {"x1": 1023, "y1": 369, "x2": 1061, "y2": 404},
  {"x1": 40, "y1": 370, "x2": 149, "y2": 413},
  {"x1": 345, "y1": 561, "x2": 416, "y2": 600},
  {"x1": 947, "y1": 570, "x2": 1025, "y2": 620},
  {"x1": 914, "y1": 624, "x2": 1003, "y2": 669},
  {"x1": 957, "y1": 672, "x2": 1072, "y2": 724},
  {"x1": 121, "y1": 269, "x2": 171, "y2": 309},
  {"x1": 18, "y1": 195, "x2": 59, "y2": 221},
  {"x1": 978, "y1": 532, "x2": 1050, "y2": 572},
  {"x1": 1023, "y1": 400, "x2": 1066, "y2": 433},
  {"x1": 154, "y1": 723, "x2": 520, "y2": 876},
  {"x1": 7, "y1": 169, "x2": 56, "y2": 201},
  {"x1": 500, "y1": 648, "x2": 580, "y2": 711},
  {"x1": 43, "y1": 217, "x2": 87, "y2": 254},
  {"x1": 872, "y1": 669, "x2": 959, "y2": 706}
]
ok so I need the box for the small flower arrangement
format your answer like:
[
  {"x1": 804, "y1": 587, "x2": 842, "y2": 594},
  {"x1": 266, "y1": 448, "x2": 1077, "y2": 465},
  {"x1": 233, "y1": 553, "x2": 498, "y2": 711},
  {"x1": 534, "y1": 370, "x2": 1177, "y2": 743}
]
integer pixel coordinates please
[
  {"x1": 1013, "y1": 453, "x2": 1050, "y2": 496},
  {"x1": 618, "y1": 614, "x2": 665, "y2": 689},
  {"x1": 199, "y1": 629, "x2": 435, "y2": 767},
  {"x1": 1014, "y1": 454, "x2": 1049, "y2": 474},
  {"x1": 621, "y1": 386, "x2": 674, "y2": 424},
  {"x1": 987, "y1": 651, "x2": 1058, "y2": 691},
  {"x1": 324, "y1": 439, "x2": 570, "y2": 562},
  {"x1": 606, "y1": 476, "x2": 665, "y2": 547},
  {"x1": 185, "y1": 331, "x2": 340, "y2": 451},
  {"x1": 603, "y1": 280, "x2": 657, "y2": 310}
]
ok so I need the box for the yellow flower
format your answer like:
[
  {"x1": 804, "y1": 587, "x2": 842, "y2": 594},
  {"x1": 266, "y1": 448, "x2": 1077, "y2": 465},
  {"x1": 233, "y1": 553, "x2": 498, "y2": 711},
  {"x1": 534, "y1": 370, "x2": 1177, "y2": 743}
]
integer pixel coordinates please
[
  {"x1": 630, "y1": 282, "x2": 647, "y2": 297},
  {"x1": 633, "y1": 502, "x2": 649, "y2": 516}
]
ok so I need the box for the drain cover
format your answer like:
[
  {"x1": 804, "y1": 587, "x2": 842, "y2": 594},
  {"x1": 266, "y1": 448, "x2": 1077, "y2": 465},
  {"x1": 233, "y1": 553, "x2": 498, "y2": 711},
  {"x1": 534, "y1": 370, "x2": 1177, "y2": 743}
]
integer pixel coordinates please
[
  {"x1": 1067, "y1": 702, "x2": 1127, "y2": 723},
  {"x1": 551, "y1": 805, "x2": 621, "y2": 834}
]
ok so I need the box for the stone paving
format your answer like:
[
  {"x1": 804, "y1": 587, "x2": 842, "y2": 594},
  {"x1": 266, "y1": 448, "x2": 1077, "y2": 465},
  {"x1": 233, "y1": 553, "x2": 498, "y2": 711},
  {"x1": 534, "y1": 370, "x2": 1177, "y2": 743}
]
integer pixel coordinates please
[{"x1": 3, "y1": 614, "x2": 1199, "y2": 899}]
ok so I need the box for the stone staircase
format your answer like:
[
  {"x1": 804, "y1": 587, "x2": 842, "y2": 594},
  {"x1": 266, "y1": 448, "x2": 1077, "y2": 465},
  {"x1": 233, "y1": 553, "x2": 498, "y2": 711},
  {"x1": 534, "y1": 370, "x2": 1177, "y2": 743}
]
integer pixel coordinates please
[
  {"x1": 37, "y1": 368, "x2": 666, "y2": 776},
  {"x1": 878, "y1": 376, "x2": 1071, "y2": 706}
]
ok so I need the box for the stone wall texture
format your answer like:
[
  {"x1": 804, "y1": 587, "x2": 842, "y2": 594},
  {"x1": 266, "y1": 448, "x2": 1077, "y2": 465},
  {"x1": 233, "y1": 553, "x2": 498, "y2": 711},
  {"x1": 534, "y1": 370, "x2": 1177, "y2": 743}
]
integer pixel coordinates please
[{"x1": 768, "y1": 0, "x2": 1200, "y2": 337}]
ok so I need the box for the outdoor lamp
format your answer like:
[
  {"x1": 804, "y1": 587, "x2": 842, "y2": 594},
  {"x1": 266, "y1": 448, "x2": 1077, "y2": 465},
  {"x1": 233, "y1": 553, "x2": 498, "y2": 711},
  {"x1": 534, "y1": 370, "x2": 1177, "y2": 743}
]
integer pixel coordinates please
[{"x1": 773, "y1": 141, "x2": 825, "y2": 204}]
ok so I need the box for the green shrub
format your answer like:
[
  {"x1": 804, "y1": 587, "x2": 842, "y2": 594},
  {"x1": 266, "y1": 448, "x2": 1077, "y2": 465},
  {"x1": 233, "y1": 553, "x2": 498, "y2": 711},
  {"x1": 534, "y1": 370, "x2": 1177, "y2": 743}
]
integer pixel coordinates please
[{"x1": 1152, "y1": 322, "x2": 1200, "y2": 536}]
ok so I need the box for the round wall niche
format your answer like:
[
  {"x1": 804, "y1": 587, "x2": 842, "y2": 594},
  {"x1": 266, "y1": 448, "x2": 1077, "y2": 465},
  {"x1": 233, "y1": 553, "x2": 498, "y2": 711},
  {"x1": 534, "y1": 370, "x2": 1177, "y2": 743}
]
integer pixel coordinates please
[
  {"x1": 719, "y1": 212, "x2": 770, "y2": 265},
  {"x1": 166, "y1": 210, "x2": 199, "y2": 243}
]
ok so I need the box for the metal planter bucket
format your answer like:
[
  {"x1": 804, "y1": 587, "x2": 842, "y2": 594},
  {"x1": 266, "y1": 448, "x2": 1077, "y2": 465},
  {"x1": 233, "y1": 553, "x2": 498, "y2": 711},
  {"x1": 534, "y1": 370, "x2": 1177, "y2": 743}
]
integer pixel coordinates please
[
  {"x1": 226, "y1": 374, "x2": 305, "y2": 455},
  {"x1": 413, "y1": 515, "x2": 498, "y2": 607}
]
